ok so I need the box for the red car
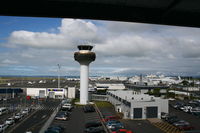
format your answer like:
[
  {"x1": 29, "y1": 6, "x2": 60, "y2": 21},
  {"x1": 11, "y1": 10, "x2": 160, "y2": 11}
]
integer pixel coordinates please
[
  {"x1": 102, "y1": 116, "x2": 120, "y2": 122},
  {"x1": 112, "y1": 129, "x2": 133, "y2": 133},
  {"x1": 177, "y1": 125, "x2": 194, "y2": 131}
]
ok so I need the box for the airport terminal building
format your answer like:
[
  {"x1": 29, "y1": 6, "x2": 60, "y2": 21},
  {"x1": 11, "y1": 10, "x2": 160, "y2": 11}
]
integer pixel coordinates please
[
  {"x1": 25, "y1": 87, "x2": 76, "y2": 99},
  {"x1": 107, "y1": 90, "x2": 168, "y2": 119}
]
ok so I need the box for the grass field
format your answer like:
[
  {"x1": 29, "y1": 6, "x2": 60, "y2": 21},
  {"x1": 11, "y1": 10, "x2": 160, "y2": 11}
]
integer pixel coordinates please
[{"x1": 94, "y1": 101, "x2": 113, "y2": 108}]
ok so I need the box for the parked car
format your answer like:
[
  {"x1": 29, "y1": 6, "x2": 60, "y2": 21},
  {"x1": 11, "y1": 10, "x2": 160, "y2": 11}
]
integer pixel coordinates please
[
  {"x1": 25, "y1": 131, "x2": 32, "y2": 133},
  {"x1": 84, "y1": 126, "x2": 105, "y2": 133},
  {"x1": 103, "y1": 116, "x2": 120, "y2": 122},
  {"x1": 161, "y1": 112, "x2": 169, "y2": 119},
  {"x1": 55, "y1": 114, "x2": 68, "y2": 121},
  {"x1": 190, "y1": 107, "x2": 200, "y2": 113},
  {"x1": 83, "y1": 105, "x2": 95, "y2": 113},
  {"x1": 0, "y1": 123, "x2": 8, "y2": 132},
  {"x1": 181, "y1": 105, "x2": 193, "y2": 113},
  {"x1": 5, "y1": 117, "x2": 15, "y2": 125},
  {"x1": 192, "y1": 112, "x2": 200, "y2": 118},
  {"x1": 47, "y1": 125, "x2": 64, "y2": 133},
  {"x1": 176, "y1": 125, "x2": 194, "y2": 131},
  {"x1": 85, "y1": 121, "x2": 102, "y2": 128},
  {"x1": 110, "y1": 123, "x2": 124, "y2": 131},
  {"x1": 112, "y1": 129, "x2": 133, "y2": 133},
  {"x1": 62, "y1": 104, "x2": 73, "y2": 111},
  {"x1": 166, "y1": 116, "x2": 180, "y2": 124},
  {"x1": 22, "y1": 108, "x2": 30, "y2": 115},
  {"x1": 173, "y1": 120, "x2": 190, "y2": 126},
  {"x1": 57, "y1": 111, "x2": 70, "y2": 117},
  {"x1": 14, "y1": 113, "x2": 23, "y2": 121},
  {"x1": 45, "y1": 129, "x2": 60, "y2": 133},
  {"x1": 106, "y1": 120, "x2": 124, "y2": 129}
]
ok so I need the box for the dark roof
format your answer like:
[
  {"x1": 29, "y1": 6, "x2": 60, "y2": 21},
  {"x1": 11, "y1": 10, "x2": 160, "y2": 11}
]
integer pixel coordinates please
[
  {"x1": 78, "y1": 45, "x2": 93, "y2": 51},
  {"x1": 1, "y1": 0, "x2": 200, "y2": 28},
  {"x1": 125, "y1": 83, "x2": 169, "y2": 89}
]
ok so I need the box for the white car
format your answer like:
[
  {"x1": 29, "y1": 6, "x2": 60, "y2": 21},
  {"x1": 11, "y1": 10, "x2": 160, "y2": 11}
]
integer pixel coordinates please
[
  {"x1": 5, "y1": 118, "x2": 15, "y2": 125},
  {"x1": 25, "y1": 131, "x2": 32, "y2": 133},
  {"x1": 14, "y1": 113, "x2": 23, "y2": 120},
  {"x1": 62, "y1": 104, "x2": 73, "y2": 110},
  {"x1": 22, "y1": 108, "x2": 30, "y2": 115},
  {"x1": 0, "y1": 123, "x2": 8, "y2": 132}
]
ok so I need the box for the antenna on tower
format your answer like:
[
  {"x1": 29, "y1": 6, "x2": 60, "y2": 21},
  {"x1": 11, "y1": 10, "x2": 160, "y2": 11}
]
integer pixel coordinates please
[{"x1": 57, "y1": 64, "x2": 61, "y2": 90}]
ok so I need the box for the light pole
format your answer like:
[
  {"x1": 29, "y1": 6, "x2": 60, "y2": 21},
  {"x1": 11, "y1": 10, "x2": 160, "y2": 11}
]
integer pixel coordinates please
[
  {"x1": 5, "y1": 88, "x2": 7, "y2": 107},
  {"x1": 57, "y1": 64, "x2": 61, "y2": 90}
]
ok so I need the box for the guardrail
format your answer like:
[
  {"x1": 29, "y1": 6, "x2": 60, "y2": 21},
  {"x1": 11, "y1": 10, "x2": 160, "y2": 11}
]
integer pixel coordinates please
[{"x1": 93, "y1": 103, "x2": 111, "y2": 133}]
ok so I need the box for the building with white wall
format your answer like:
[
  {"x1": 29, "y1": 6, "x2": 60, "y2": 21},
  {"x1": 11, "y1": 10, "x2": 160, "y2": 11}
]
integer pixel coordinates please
[
  {"x1": 26, "y1": 88, "x2": 47, "y2": 98},
  {"x1": 26, "y1": 87, "x2": 76, "y2": 99},
  {"x1": 107, "y1": 90, "x2": 168, "y2": 119},
  {"x1": 67, "y1": 87, "x2": 76, "y2": 99},
  {"x1": 182, "y1": 87, "x2": 200, "y2": 91}
]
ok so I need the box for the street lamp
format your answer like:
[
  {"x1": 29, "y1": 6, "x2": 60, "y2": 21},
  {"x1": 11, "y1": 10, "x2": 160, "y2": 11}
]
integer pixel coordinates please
[
  {"x1": 57, "y1": 64, "x2": 61, "y2": 90},
  {"x1": 5, "y1": 88, "x2": 7, "y2": 107}
]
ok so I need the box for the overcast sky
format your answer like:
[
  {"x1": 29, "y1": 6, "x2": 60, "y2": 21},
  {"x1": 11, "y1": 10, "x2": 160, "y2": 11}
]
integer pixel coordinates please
[{"x1": 0, "y1": 16, "x2": 200, "y2": 77}]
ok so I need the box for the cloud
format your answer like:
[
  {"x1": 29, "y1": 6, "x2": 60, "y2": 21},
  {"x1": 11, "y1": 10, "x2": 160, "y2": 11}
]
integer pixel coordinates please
[
  {"x1": 1, "y1": 18, "x2": 200, "y2": 76},
  {"x1": 2, "y1": 59, "x2": 19, "y2": 64},
  {"x1": 8, "y1": 19, "x2": 99, "y2": 49},
  {"x1": 9, "y1": 30, "x2": 71, "y2": 49},
  {"x1": 94, "y1": 34, "x2": 164, "y2": 57}
]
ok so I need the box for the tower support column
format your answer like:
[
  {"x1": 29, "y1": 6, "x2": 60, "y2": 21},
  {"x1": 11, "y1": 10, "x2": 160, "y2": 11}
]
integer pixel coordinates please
[{"x1": 80, "y1": 64, "x2": 89, "y2": 104}]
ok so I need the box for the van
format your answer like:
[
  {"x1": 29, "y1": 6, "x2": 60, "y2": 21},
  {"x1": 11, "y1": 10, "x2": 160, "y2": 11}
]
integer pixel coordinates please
[
  {"x1": 0, "y1": 107, "x2": 8, "y2": 116},
  {"x1": 62, "y1": 103, "x2": 73, "y2": 110}
]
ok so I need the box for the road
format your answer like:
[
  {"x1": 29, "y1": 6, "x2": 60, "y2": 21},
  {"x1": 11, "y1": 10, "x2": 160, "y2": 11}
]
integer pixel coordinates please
[{"x1": 9, "y1": 99, "x2": 60, "y2": 133}]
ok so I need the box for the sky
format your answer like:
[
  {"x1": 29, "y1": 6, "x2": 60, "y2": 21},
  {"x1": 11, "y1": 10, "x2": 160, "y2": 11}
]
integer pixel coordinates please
[{"x1": 0, "y1": 16, "x2": 200, "y2": 77}]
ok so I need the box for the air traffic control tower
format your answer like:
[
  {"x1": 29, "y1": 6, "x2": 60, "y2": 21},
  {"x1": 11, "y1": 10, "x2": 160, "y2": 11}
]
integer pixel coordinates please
[{"x1": 74, "y1": 45, "x2": 96, "y2": 104}]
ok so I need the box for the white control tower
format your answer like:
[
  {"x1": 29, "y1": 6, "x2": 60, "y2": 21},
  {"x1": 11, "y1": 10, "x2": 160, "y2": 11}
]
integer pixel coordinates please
[{"x1": 74, "y1": 45, "x2": 96, "y2": 104}]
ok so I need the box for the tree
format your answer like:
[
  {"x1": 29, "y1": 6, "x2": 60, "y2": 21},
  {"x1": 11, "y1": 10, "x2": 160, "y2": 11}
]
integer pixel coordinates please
[
  {"x1": 153, "y1": 88, "x2": 161, "y2": 96},
  {"x1": 181, "y1": 80, "x2": 189, "y2": 86}
]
